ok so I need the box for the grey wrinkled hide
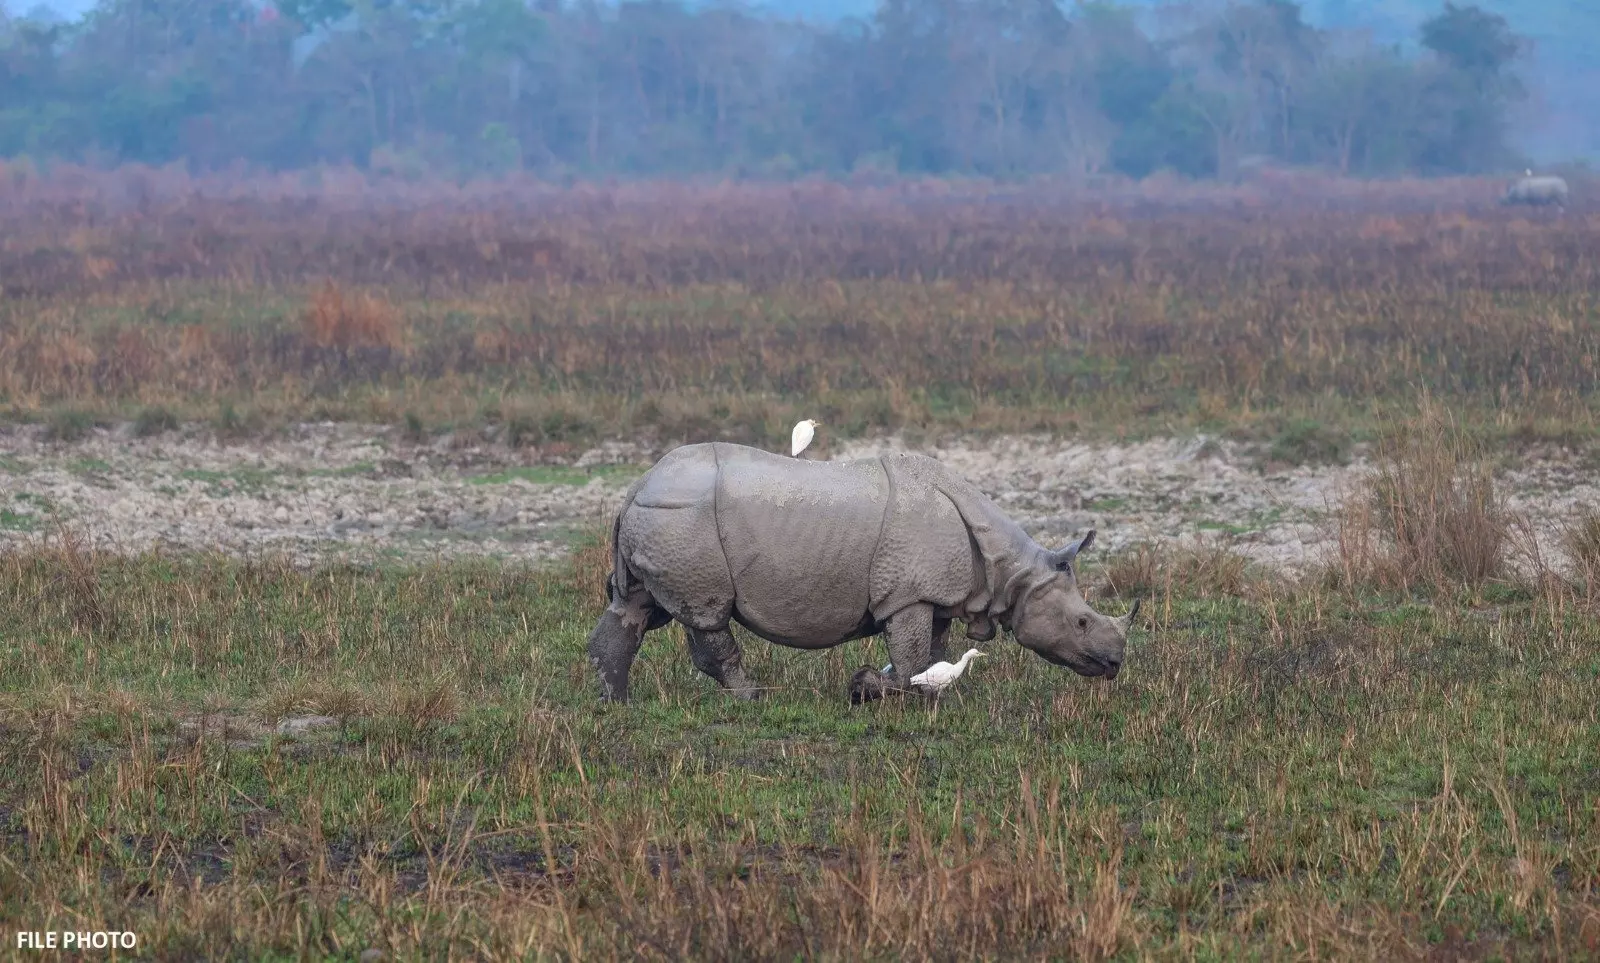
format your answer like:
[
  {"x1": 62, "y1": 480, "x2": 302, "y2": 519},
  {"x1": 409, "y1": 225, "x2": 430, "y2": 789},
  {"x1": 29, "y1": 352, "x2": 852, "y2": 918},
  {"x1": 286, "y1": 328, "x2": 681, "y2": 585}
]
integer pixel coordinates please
[
  {"x1": 587, "y1": 442, "x2": 1136, "y2": 702},
  {"x1": 1502, "y1": 176, "x2": 1568, "y2": 208}
]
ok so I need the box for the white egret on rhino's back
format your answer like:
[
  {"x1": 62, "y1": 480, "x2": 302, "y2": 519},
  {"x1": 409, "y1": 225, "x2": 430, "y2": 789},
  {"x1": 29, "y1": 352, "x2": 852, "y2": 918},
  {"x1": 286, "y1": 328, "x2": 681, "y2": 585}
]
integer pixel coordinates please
[
  {"x1": 790, "y1": 419, "x2": 820, "y2": 457},
  {"x1": 910, "y1": 649, "x2": 986, "y2": 696}
]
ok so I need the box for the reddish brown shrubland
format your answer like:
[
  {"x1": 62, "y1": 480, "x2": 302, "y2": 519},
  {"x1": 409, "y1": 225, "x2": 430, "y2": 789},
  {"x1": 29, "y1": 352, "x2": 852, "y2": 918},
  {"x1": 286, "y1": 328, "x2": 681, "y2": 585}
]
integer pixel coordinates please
[
  {"x1": 301, "y1": 281, "x2": 406, "y2": 353},
  {"x1": 0, "y1": 176, "x2": 1595, "y2": 442}
]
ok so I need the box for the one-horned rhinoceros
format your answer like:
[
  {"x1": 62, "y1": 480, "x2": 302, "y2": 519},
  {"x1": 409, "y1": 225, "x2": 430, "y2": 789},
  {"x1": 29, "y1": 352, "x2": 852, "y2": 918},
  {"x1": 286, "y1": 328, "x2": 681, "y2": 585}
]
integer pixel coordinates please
[
  {"x1": 586, "y1": 442, "x2": 1139, "y2": 702},
  {"x1": 1502, "y1": 175, "x2": 1569, "y2": 208}
]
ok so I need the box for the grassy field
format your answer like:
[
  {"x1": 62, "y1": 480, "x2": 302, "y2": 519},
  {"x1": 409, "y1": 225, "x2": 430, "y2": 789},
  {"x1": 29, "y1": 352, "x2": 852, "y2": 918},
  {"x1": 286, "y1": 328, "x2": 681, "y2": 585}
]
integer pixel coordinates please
[
  {"x1": 1, "y1": 176, "x2": 1598, "y2": 453},
  {"x1": 2, "y1": 525, "x2": 1598, "y2": 959},
  {"x1": 1, "y1": 176, "x2": 1599, "y2": 959}
]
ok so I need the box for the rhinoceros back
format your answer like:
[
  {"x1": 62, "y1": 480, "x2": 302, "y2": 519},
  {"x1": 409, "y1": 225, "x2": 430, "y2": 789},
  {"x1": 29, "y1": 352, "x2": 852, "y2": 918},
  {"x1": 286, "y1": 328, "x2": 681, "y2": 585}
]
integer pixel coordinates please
[
  {"x1": 713, "y1": 444, "x2": 889, "y2": 646},
  {"x1": 619, "y1": 442, "x2": 909, "y2": 646}
]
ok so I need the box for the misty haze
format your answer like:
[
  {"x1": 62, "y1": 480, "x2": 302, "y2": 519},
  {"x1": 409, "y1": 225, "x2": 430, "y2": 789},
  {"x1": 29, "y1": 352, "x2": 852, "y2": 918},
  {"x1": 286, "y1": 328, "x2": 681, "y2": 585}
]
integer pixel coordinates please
[{"x1": 0, "y1": 0, "x2": 1593, "y2": 176}]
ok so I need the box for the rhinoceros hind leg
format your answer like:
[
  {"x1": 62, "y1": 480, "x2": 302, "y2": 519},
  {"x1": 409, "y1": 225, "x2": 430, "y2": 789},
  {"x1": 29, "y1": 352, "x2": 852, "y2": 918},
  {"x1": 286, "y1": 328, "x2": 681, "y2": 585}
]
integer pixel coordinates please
[
  {"x1": 587, "y1": 587, "x2": 661, "y2": 703},
  {"x1": 685, "y1": 627, "x2": 760, "y2": 699}
]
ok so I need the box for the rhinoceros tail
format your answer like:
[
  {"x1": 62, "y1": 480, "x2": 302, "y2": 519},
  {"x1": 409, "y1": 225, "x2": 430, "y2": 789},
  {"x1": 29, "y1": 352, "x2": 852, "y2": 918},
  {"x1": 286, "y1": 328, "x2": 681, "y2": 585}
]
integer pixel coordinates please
[
  {"x1": 602, "y1": 489, "x2": 673, "y2": 631},
  {"x1": 605, "y1": 510, "x2": 627, "y2": 603},
  {"x1": 604, "y1": 478, "x2": 649, "y2": 604}
]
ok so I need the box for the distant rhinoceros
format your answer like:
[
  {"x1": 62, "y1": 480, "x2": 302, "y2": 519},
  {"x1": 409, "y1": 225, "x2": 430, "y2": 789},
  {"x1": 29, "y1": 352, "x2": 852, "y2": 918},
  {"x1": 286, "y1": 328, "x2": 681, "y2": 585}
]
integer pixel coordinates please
[
  {"x1": 1502, "y1": 174, "x2": 1569, "y2": 208},
  {"x1": 586, "y1": 443, "x2": 1138, "y2": 702}
]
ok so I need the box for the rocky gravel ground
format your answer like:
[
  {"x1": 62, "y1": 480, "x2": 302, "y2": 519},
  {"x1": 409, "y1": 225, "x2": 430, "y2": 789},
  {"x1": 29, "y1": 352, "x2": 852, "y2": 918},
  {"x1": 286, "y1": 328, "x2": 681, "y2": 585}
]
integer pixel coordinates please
[
  {"x1": 838, "y1": 435, "x2": 1600, "y2": 577},
  {"x1": 3, "y1": 423, "x2": 1597, "y2": 577},
  {"x1": 0, "y1": 423, "x2": 651, "y2": 568}
]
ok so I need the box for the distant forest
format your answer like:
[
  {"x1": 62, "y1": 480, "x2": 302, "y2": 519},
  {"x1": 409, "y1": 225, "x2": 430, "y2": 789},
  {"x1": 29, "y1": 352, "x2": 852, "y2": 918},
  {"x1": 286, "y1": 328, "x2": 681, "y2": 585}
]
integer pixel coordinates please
[{"x1": 0, "y1": 0, "x2": 1544, "y2": 181}]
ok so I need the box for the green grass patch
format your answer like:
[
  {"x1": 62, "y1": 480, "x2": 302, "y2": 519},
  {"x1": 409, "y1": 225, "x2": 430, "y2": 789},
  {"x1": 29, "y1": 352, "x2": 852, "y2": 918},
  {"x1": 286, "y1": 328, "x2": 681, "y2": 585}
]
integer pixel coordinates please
[
  {"x1": 0, "y1": 545, "x2": 1593, "y2": 958},
  {"x1": 1269, "y1": 417, "x2": 1352, "y2": 466},
  {"x1": 132, "y1": 404, "x2": 180, "y2": 437},
  {"x1": 12, "y1": 491, "x2": 55, "y2": 512},
  {"x1": 306, "y1": 461, "x2": 377, "y2": 478},
  {"x1": 0, "y1": 508, "x2": 36, "y2": 531},
  {"x1": 68, "y1": 457, "x2": 112, "y2": 475},
  {"x1": 42, "y1": 407, "x2": 96, "y2": 442},
  {"x1": 1196, "y1": 507, "x2": 1287, "y2": 536}
]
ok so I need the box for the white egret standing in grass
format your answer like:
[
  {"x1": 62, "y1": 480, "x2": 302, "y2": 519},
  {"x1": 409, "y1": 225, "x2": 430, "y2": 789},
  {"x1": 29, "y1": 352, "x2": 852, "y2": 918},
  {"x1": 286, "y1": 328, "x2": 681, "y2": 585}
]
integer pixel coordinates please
[
  {"x1": 910, "y1": 649, "x2": 986, "y2": 698},
  {"x1": 790, "y1": 419, "x2": 820, "y2": 457}
]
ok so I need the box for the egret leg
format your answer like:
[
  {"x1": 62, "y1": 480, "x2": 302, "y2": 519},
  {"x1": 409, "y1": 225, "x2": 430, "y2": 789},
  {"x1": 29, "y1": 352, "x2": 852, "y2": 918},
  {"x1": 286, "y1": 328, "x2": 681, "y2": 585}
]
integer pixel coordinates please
[
  {"x1": 587, "y1": 586, "x2": 660, "y2": 703},
  {"x1": 884, "y1": 603, "x2": 935, "y2": 696},
  {"x1": 685, "y1": 627, "x2": 761, "y2": 700}
]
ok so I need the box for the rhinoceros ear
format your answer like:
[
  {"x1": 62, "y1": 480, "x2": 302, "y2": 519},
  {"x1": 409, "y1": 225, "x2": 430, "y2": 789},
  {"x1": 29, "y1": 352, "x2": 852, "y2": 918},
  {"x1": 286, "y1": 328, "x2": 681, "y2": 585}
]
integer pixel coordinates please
[{"x1": 1050, "y1": 529, "x2": 1097, "y2": 571}]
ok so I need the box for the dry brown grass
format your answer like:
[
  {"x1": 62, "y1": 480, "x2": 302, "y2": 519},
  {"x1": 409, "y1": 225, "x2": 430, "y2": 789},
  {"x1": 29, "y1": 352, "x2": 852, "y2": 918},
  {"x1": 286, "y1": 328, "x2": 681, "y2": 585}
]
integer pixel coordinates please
[
  {"x1": 0, "y1": 177, "x2": 1595, "y2": 446},
  {"x1": 1564, "y1": 509, "x2": 1600, "y2": 573},
  {"x1": 1330, "y1": 402, "x2": 1511, "y2": 595},
  {"x1": 567, "y1": 522, "x2": 617, "y2": 606},
  {"x1": 301, "y1": 281, "x2": 407, "y2": 353},
  {"x1": 1099, "y1": 540, "x2": 1252, "y2": 600},
  {"x1": 585, "y1": 795, "x2": 1144, "y2": 961},
  {"x1": 1561, "y1": 508, "x2": 1600, "y2": 602}
]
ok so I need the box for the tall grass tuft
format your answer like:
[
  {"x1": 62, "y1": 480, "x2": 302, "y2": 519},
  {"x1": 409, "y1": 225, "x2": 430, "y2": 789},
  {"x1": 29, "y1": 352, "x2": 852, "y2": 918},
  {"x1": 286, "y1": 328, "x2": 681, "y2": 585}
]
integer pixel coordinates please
[
  {"x1": 1562, "y1": 507, "x2": 1600, "y2": 601},
  {"x1": 1332, "y1": 401, "x2": 1508, "y2": 594},
  {"x1": 132, "y1": 404, "x2": 179, "y2": 437},
  {"x1": 1100, "y1": 540, "x2": 1251, "y2": 599},
  {"x1": 565, "y1": 522, "x2": 617, "y2": 605},
  {"x1": 42, "y1": 407, "x2": 95, "y2": 442}
]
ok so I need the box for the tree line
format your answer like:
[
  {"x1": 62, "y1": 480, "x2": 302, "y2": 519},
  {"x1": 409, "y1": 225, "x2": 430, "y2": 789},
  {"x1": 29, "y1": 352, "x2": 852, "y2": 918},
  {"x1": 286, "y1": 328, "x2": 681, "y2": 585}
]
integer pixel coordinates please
[{"x1": 0, "y1": 0, "x2": 1532, "y2": 180}]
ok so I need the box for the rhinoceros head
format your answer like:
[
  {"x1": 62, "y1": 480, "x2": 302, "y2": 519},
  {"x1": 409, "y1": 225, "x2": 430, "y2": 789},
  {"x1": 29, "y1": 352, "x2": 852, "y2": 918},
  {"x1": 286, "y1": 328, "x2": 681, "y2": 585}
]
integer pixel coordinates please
[{"x1": 1007, "y1": 530, "x2": 1137, "y2": 679}]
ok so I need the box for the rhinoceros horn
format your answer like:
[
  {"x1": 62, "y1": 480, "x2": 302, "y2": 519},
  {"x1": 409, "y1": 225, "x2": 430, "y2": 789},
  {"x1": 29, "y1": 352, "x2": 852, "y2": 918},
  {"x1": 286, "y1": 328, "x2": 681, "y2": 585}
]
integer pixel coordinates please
[{"x1": 1114, "y1": 597, "x2": 1141, "y2": 637}]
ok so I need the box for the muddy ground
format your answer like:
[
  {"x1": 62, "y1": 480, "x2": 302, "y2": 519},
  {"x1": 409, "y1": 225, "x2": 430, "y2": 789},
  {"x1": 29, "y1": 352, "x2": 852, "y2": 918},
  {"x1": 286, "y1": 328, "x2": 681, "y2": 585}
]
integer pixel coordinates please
[{"x1": 2, "y1": 423, "x2": 1596, "y2": 577}]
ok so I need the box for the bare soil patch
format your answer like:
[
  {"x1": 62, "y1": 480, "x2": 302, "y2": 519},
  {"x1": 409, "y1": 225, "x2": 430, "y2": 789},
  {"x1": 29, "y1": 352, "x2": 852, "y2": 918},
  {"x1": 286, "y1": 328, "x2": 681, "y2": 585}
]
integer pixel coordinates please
[{"x1": 3, "y1": 424, "x2": 1596, "y2": 576}]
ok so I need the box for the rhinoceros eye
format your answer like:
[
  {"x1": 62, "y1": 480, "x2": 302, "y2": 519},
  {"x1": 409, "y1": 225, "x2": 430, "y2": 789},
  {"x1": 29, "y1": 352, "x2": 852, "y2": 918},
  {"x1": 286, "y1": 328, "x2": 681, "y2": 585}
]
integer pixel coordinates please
[{"x1": 1078, "y1": 616, "x2": 1088, "y2": 630}]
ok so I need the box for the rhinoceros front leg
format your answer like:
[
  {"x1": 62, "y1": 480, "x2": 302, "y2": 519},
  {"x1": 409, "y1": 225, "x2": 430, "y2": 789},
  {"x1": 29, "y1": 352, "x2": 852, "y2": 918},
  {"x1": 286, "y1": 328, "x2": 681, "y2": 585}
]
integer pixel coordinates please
[
  {"x1": 685, "y1": 627, "x2": 761, "y2": 700},
  {"x1": 883, "y1": 603, "x2": 935, "y2": 691}
]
